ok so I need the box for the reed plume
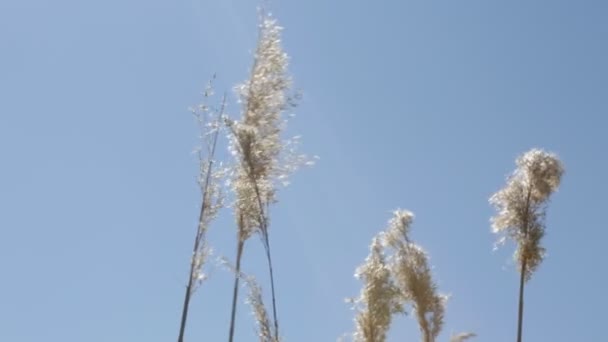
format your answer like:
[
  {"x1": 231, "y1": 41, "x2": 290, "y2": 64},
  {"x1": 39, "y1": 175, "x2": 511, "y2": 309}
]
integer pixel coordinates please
[
  {"x1": 226, "y1": 11, "x2": 312, "y2": 342},
  {"x1": 177, "y1": 78, "x2": 226, "y2": 342},
  {"x1": 490, "y1": 148, "x2": 564, "y2": 342},
  {"x1": 383, "y1": 210, "x2": 446, "y2": 342}
]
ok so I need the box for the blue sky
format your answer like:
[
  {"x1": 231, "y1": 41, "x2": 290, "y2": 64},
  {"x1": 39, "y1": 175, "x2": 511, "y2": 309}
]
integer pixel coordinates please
[{"x1": 1, "y1": 0, "x2": 607, "y2": 341}]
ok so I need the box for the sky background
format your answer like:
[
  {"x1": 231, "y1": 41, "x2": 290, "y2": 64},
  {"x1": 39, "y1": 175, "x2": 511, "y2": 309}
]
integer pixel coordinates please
[{"x1": 1, "y1": 0, "x2": 607, "y2": 341}]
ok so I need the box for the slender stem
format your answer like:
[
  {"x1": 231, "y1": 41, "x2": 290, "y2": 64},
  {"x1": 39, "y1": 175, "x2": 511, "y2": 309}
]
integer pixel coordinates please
[
  {"x1": 246, "y1": 166, "x2": 279, "y2": 340},
  {"x1": 229, "y1": 128, "x2": 280, "y2": 340},
  {"x1": 177, "y1": 160, "x2": 214, "y2": 342},
  {"x1": 516, "y1": 258, "x2": 527, "y2": 342},
  {"x1": 228, "y1": 239, "x2": 245, "y2": 342},
  {"x1": 177, "y1": 235, "x2": 199, "y2": 342},
  {"x1": 262, "y1": 232, "x2": 279, "y2": 339},
  {"x1": 516, "y1": 187, "x2": 533, "y2": 342},
  {"x1": 177, "y1": 159, "x2": 213, "y2": 342},
  {"x1": 226, "y1": 123, "x2": 281, "y2": 340}
]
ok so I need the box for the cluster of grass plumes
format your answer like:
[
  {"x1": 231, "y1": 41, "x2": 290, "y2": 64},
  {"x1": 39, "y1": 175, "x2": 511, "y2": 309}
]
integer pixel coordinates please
[
  {"x1": 175, "y1": 6, "x2": 565, "y2": 342},
  {"x1": 348, "y1": 210, "x2": 475, "y2": 342},
  {"x1": 344, "y1": 149, "x2": 563, "y2": 342}
]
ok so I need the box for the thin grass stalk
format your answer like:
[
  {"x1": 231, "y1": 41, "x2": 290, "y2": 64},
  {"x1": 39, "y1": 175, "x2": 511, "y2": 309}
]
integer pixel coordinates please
[
  {"x1": 176, "y1": 94, "x2": 225, "y2": 342},
  {"x1": 246, "y1": 159, "x2": 279, "y2": 339},
  {"x1": 228, "y1": 231, "x2": 245, "y2": 342},
  {"x1": 225, "y1": 118, "x2": 278, "y2": 341},
  {"x1": 226, "y1": 122, "x2": 281, "y2": 340},
  {"x1": 516, "y1": 258, "x2": 526, "y2": 342},
  {"x1": 262, "y1": 231, "x2": 279, "y2": 339},
  {"x1": 221, "y1": 255, "x2": 275, "y2": 342},
  {"x1": 516, "y1": 187, "x2": 532, "y2": 342}
]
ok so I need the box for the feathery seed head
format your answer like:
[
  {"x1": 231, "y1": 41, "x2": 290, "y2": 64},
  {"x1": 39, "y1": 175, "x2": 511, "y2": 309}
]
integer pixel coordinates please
[
  {"x1": 382, "y1": 210, "x2": 445, "y2": 342},
  {"x1": 516, "y1": 149, "x2": 564, "y2": 202},
  {"x1": 450, "y1": 332, "x2": 477, "y2": 342},
  {"x1": 352, "y1": 236, "x2": 403, "y2": 342},
  {"x1": 228, "y1": 15, "x2": 312, "y2": 241},
  {"x1": 490, "y1": 148, "x2": 564, "y2": 281},
  {"x1": 383, "y1": 210, "x2": 414, "y2": 249},
  {"x1": 244, "y1": 276, "x2": 276, "y2": 342}
]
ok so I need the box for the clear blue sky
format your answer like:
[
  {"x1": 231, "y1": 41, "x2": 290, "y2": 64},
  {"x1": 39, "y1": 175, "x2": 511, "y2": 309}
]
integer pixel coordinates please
[{"x1": 1, "y1": 0, "x2": 607, "y2": 341}]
